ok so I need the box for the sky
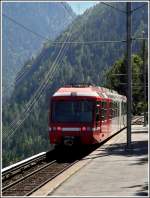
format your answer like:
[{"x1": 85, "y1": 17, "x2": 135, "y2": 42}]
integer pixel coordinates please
[{"x1": 67, "y1": 1, "x2": 99, "y2": 15}]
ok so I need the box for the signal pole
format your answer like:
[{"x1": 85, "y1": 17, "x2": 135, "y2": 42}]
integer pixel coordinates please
[
  {"x1": 142, "y1": 31, "x2": 147, "y2": 126},
  {"x1": 126, "y1": 2, "x2": 132, "y2": 147}
]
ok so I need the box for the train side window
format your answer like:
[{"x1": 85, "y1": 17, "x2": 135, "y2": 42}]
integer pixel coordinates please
[
  {"x1": 123, "y1": 102, "x2": 125, "y2": 114},
  {"x1": 116, "y1": 102, "x2": 118, "y2": 117},
  {"x1": 101, "y1": 102, "x2": 103, "y2": 120},
  {"x1": 114, "y1": 102, "x2": 116, "y2": 117},
  {"x1": 96, "y1": 101, "x2": 100, "y2": 122},
  {"x1": 117, "y1": 102, "x2": 119, "y2": 117},
  {"x1": 113, "y1": 102, "x2": 115, "y2": 118},
  {"x1": 114, "y1": 102, "x2": 115, "y2": 117},
  {"x1": 104, "y1": 101, "x2": 107, "y2": 120},
  {"x1": 101, "y1": 101, "x2": 105, "y2": 120},
  {"x1": 122, "y1": 102, "x2": 125, "y2": 115},
  {"x1": 104, "y1": 101, "x2": 106, "y2": 120},
  {"x1": 112, "y1": 102, "x2": 114, "y2": 118},
  {"x1": 110, "y1": 102, "x2": 112, "y2": 118},
  {"x1": 104, "y1": 102, "x2": 106, "y2": 120},
  {"x1": 113, "y1": 102, "x2": 115, "y2": 117},
  {"x1": 124, "y1": 102, "x2": 127, "y2": 114},
  {"x1": 111, "y1": 102, "x2": 113, "y2": 118},
  {"x1": 113, "y1": 102, "x2": 116, "y2": 117},
  {"x1": 123, "y1": 102, "x2": 125, "y2": 115}
]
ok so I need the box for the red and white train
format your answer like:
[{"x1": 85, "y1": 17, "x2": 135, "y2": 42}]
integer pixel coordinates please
[{"x1": 48, "y1": 84, "x2": 127, "y2": 146}]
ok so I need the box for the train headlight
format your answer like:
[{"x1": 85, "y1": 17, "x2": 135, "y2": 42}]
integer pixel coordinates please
[
  {"x1": 82, "y1": 126, "x2": 86, "y2": 132},
  {"x1": 57, "y1": 126, "x2": 61, "y2": 131}
]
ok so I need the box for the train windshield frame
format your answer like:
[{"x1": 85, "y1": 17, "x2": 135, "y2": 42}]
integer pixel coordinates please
[{"x1": 51, "y1": 100, "x2": 94, "y2": 123}]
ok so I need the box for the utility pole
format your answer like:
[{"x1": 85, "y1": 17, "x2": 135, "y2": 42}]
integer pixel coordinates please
[
  {"x1": 126, "y1": 2, "x2": 132, "y2": 147},
  {"x1": 142, "y1": 31, "x2": 147, "y2": 126}
]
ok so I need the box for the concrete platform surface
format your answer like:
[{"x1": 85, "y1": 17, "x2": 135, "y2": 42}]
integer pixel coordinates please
[{"x1": 50, "y1": 126, "x2": 148, "y2": 196}]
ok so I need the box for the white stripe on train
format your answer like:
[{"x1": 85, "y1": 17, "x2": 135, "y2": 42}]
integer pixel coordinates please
[
  {"x1": 53, "y1": 92, "x2": 101, "y2": 97},
  {"x1": 49, "y1": 127, "x2": 101, "y2": 132}
]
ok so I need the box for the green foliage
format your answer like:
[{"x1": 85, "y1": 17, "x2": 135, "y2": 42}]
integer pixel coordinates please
[{"x1": 105, "y1": 54, "x2": 148, "y2": 115}]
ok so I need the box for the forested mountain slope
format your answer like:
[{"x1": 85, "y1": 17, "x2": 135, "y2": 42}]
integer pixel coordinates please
[
  {"x1": 2, "y1": 2, "x2": 76, "y2": 99},
  {"x1": 2, "y1": 2, "x2": 148, "y2": 167}
]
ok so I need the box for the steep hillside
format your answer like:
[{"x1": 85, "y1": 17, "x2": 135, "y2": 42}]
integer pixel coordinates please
[
  {"x1": 2, "y1": 2, "x2": 76, "y2": 99},
  {"x1": 2, "y1": 2, "x2": 148, "y2": 167}
]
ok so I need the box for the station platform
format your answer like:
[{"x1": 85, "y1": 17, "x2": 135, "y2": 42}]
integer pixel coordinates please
[{"x1": 31, "y1": 125, "x2": 148, "y2": 197}]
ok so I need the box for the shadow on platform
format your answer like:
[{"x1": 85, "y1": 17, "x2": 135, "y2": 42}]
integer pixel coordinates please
[
  {"x1": 83, "y1": 140, "x2": 148, "y2": 166},
  {"x1": 105, "y1": 140, "x2": 148, "y2": 158},
  {"x1": 121, "y1": 182, "x2": 148, "y2": 196},
  {"x1": 132, "y1": 130, "x2": 148, "y2": 134},
  {"x1": 83, "y1": 140, "x2": 148, "y2": 196},
  {"x1": 135, "y1": 182, "x2": 148, "y2": 196}
]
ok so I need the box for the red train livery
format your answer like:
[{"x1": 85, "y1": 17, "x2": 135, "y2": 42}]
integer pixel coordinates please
[{"x1": 48, "y1": 84, "x2": 127, "y2": 146}]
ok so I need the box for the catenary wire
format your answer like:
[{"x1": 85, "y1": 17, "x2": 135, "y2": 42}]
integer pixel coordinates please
[
  {"x1": 3, "y1": 28, "x2": 74, "y2": 141},
  {"x1": 101, "y1": 2, "x2": 126, "y2": 14},
  {"x1": 131, "y1": 3, "x2": 148, "y2": 13},
  {"x1": 2, "y1": 5, "x2": 75, "y2": 139},
  {"x1": 3, "y1": 34, "x2": 71, "y2": 139},
  {"x1": 3, "y1": 29, "x2": 71, "y2": 137},
  {"x1": 2, "y1": 3, "x2": 74, "y2": 92},
  {"x1": 2, "y1": 13, "x2": 50, "y2": 42},
  {"x1": 2, "y1": 31, "x2": 71, "y2": 137}
]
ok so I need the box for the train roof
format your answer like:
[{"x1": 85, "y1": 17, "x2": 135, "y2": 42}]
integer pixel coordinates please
[{"x1": 52, "y1": 85, "x2": 127, "y2": 102}]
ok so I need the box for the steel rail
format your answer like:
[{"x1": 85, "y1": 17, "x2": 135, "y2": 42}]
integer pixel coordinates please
[
  {"x1": 25, "y1": 160, "x2": 79, "y2": 196},
  {"x1": 2, "y1": 152, "x2": 47, "y2": 180},
  {"x1": 2, "y1": 159, "x2": 79, "y2": 196},
  {"x1": 2, "y1": 160, "x2": 56, "y2": 192}
]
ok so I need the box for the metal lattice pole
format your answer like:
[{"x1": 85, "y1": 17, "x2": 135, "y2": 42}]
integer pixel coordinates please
[
  {"x1": 126, "y1": 2, "x2": 132, "y2": 147},
  {"x1": 142, "y1": 31, "x2": 147, "y2": 126}
]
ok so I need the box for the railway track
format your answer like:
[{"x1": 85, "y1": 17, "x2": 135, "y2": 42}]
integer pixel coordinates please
[
  {"x1": 2, "y1": 145, "x2": 98, "y2": 196},
  {"x1": 2, "y1": 159, "x2": 77, "y2": 196},
  {"x1": 2, "y1": 116, "x2": 143, "y2": 196},
  {"x1": 2, "y1": 152, "x2": 47, "y2": 184}
]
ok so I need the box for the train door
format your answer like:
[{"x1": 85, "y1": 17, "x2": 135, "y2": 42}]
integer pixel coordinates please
[
  {"x1": 107, "y1": 100, "x2": 112, "y2": 136},
  {"x1": 123, "y1": 101, "x2": 127, "y2": 127},
  {"x1": 100, "y1": 100, "x2": 107, "y2": 139},
  {"x1": 111, "y1": 100, "x2": 118, "y2": 133},
  {"x1": 119, "y1": 101, "x2": 122, "y2": 129},
  {"x1": 117, "y1": 101, "x2": 120, "y2": 131},
  {"x1": 94, "y1": 101, "x2": 101, "y2": 142}
]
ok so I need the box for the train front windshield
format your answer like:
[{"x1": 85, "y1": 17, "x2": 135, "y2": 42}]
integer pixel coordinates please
[{"x1": 52, "y1": 100, "x2": 93, "y2": 123}]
